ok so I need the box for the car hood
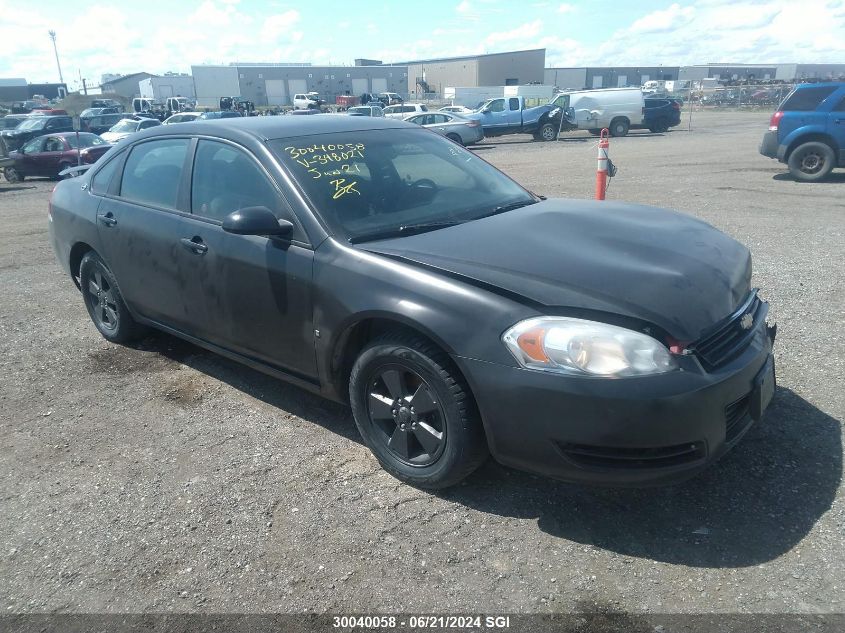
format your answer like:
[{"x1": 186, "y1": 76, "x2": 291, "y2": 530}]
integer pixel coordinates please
[{"x1": 360, "y1": 199, "x2": 752, "y2": 341}]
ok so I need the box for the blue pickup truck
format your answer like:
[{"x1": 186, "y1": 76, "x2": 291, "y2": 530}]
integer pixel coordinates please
[
  {"x1": 759, "y1": 82, "x2": 845, "y2": 181},
  {"x1": 462, "y1": 96, "x2": 563, "y2": 141}
]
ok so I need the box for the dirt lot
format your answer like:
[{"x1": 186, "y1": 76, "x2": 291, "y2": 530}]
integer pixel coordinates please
[{"x1": 1, "y1": 111, "x2": 843, "y2": 617}]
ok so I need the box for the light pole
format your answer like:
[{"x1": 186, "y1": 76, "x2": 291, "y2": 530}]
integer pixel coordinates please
[{"x1": 48, "y1": 30, "x2": 64, "y2": 85}]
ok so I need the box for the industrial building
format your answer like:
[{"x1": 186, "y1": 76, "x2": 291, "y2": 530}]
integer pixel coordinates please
[
  {"x1": 546, "y1": 63, "x2": 845, "y2": 89},
  {"x1": 398, "y1": 49, "x2": 545, "y2": 98},
  {"x1": 100, "y1": 72, "x2": 157, "y2": 98},
  {"x1": 191, "y1": 63, "x2": 408, "y2": 108},
  {"x1": 0, "y1": 78, "x2": 69, "y2": 103},
  {"x1": 139, "y1": 75, "x2": 195, "y2": 100}
]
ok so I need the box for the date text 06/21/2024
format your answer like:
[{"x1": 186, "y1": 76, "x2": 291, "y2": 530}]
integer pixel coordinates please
[{"x1": 332, "y1": 615, "x2": 512, "y2": 629}]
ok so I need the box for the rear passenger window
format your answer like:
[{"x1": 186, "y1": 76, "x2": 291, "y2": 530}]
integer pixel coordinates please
[
  {"x1": 781, "y1": 86, "x2": 837, "y2": 111},
  {"x1": 191, "y1": 140, "x2": 283, "y2": 222},
  {"x1": 90, "y1": 156, "x2": 121, "y2": 195},
  {"x1": 509, "y1": 98, "x2": 520, "y2": 111},
  {"x1": 834, "y1": 95, "x2": 845, "y2": 112},
  {"x1": 120, "y1": 138, "x2": 189, "y2": 209}
]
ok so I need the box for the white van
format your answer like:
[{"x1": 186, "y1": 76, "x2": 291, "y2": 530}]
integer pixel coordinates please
[{"x1": 550, "y1": 87, "x2": 644, "y2": 137}]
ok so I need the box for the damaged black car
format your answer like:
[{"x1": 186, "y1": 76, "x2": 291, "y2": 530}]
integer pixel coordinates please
[{"x1": 48, "y1": 116, "x2": 776, "y2": 488}]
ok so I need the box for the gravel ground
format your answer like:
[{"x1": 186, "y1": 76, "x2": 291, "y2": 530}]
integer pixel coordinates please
[{"x1": 0, "y1": 111, "x2": 843, "y2": 618}]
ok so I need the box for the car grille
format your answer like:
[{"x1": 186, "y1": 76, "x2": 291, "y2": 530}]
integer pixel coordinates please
[
  {"x1": 692, "y1": 291, "x2": 763, "y2": 370},
  {"x1": 557, "y1": 441, "x2": 706, "y2": 470},
  {"x1": 725, "y1": 393, "x2": 753, "y2": 442}
]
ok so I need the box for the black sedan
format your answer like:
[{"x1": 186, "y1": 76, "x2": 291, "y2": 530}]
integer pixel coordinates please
[{"x1": 48, "y1": 116, "x2": 776, "y2": 488}]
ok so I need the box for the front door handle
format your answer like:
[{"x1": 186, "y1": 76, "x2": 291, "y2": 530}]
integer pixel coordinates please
[
  {"x1": 97, "y1": 212, "x2": 117, "y2": 227},
  {"x1": 180, "y1": 237, "x2": 208, "y2": 254}
]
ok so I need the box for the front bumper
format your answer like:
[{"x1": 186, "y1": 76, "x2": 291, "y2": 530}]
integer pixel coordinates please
[
  {"x1": 455, "y1": 319, "x2": 775, "y2": 486},
  {"x1": 759, "y1": 130, "x2": 781, "y2": 160}
]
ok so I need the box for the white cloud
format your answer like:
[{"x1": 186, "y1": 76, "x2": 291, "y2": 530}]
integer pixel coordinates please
[
  {"x1": 486, "y1": 20, "x2": 542, "y2": 45},
  {"x1": 557, "y1": 3, "x2": 575, "y2": 13},
  {"x1": 456, "y1": 0, "x2": 472, "y2": 13},
  {"x1": 260, "y1": 10, "x2": 301, "y2": 41},
  {"x1": 629, "y1": 3, "x2": 696, "y2": 34}
]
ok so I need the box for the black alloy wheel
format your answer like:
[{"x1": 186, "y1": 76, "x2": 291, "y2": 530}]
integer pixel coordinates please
[
  {"x1": 366, "y1": 365, "x2": 447, "y2": 466},
  {"x1": 349, "y1": 331, "x2": 488, "y2": 488},
  {"x1": 79, "y1": 251, "x2": 144, "y2": 343}
]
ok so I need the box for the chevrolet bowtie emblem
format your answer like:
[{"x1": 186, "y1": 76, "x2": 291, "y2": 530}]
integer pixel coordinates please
[{"x1": 740, "y1": 313, "x2": 754, "y2": 330}]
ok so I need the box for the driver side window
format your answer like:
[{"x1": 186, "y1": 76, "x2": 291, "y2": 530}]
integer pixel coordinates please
[
  {"x1": 488, "y1": 99, "x2": 505, "y2": 113},
  {"x1": 22, "y1": 137, "x2": 44, "y2": 154},
  {"x1": 191, "y1": 140, "x2": 294, "y2": 226}
]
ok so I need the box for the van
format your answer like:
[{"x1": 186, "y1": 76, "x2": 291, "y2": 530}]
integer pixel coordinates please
[{"x1": 551, "y1": 87, "x2": 645, "y2": 137}]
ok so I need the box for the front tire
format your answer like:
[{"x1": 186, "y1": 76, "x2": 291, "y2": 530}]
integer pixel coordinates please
[
  {"x1": 787, "y1": 141, "x2": 835, "y2": 182},
  {"x1": 349, "y1": 332, "x2": 488, "y2": 489},
  {"x1": 79, "y1": 251, "x2": 145, "y2": 344},
  {"x1": 536, "y1": 121, "x2": 558, "y2": 141},
  {"x1": 4, "y1": 166, "x2": 23, "y2": 182},
  {"x1": 609, "y1": 117, "x2": 630, "y2": 137}
]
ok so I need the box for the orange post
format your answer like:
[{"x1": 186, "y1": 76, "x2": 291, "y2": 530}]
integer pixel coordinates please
[{"x1": 595, "y1": 128, "x2": 610, "y2": 200}]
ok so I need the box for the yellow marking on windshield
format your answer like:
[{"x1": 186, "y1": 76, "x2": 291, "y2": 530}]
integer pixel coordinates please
[{"x1": 330, "y1": 179, "x2": 360, "y2": 199}]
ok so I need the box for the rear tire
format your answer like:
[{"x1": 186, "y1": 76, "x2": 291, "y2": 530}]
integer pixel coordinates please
[
  {"x1": 349, "y1": 331, "x2": 488, "y2": 489},
  {"x1": 445, "y1": 132, "x2": 464, "y2": 146},
  {"x1": 3, "y1": 166, "x2": 23, "y2": 183},
  {"x1": 648, "y1": 118, "x2": 669, "y2": 133},
  {"x1": 79, "y1": 251, "x2": 145, "y2": 344},
  {"x1": 787, "y1": 141, "x2": 835, "y2": 182},
  {"x1": 609, "y1": 117, "x2": 630, "y2": 137}
]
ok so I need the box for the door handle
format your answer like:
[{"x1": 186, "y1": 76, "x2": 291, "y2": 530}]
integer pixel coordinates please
[
  {"x1": 97, "y1": 212, "x2": 117, "y2": 227},
  {"x1": 180, "y1": 237, "x2": 208, "y2": 254}
]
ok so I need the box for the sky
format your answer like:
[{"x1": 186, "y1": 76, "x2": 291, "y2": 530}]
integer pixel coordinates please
[{"x1": 1, "y1": 0, "x2": 844, "y2": 91}]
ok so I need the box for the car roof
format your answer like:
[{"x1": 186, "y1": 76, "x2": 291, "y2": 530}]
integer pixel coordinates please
[
  {"x1": 130, "y1": 114, "x2": 409, "y2": 143},
  {"x1": 794, "y1": 81, "x2": 845, "y2": 89},
  {"x1": 47, "y1": 131, "x2": 100, "y2": 137}
]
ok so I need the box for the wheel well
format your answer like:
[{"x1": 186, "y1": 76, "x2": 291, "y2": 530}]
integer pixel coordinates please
[
  {"x1": 785, "y1": 134, "x2": 838, "y2": 162},
  {"x1": 68, "y1": 242, "x2": 94, "y2": 289},
  {"x1": 331, "y1": 318, "x2": 463, "y2": 403}
]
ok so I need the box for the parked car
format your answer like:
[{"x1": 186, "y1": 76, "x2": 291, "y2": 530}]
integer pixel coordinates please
[
  {"x1": 0, "y1": 115, "x2": 74, "y2": 151},
  {"x1": 289, "y1": 108, "x2": 322, "y2": 116},
  {"x1": 346, "y1": 106, "x2": 385, "y2": 117},
  {"x1": 403, "y1": 112, "x2": 483, "y2": 145},
  {"x1": 48, "y1": 116, "x2": 776, "y2": 489},
  {"x1": 642, "y1": 97, "x2": 682, "y2": 133},
  {"x1": 463, "y1": 96, "x2": 561, "y2": 141},
  {"x1": 91, "y1": 98, "x2": 123, "y2": 111},
  {"x1": 293, "y1": 92, "x2": 323, "y2": 110},
  {"x1": 81, "y1": 113, "x2": 126, "y2": 135},
  {"x1": 30, "y1": 108, "x2": 68, "y2": 116},
  {"x1": 3, "y1": 132, "x2": 111, "y2": 182},
  {"x1": 1, "y1": 114, "x2": 29, "y2": 130},
  {"x1": 80, "y1": 107, "x2": 120, "y2": 119},
  {"x1": 383, "y1": 103, "x2": 429, "y2": 119},
  {"x1": 550, "y1": 88, "x2": 644, "y2": 137},
  {"x1": 100, "y1": 117, "x2": 162, "y2": 143},
  {"x1": 759, "y1": 82, "x2": 845, "y2": 181},
  {"x1": 197, "y1": 111, "x2": 242, "y2": 120},
  {"x1": 163, "y1": 112, "x2": 203, "y2": 124},
  {"x1": 378, "y1": 92, "x2": 404, "y2": 106},
  {"x1": 439, "y1": 105, "x2": 475, "y2": 115}
]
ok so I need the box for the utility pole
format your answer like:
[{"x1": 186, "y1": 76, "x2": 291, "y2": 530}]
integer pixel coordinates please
[{"x1": 48, "y1": 30, "x2": 64, "y2": 84}]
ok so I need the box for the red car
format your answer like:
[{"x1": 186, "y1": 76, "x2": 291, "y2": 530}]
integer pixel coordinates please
[{"x1": 3, "y1": 132, "x2": 111, "y2": 182}]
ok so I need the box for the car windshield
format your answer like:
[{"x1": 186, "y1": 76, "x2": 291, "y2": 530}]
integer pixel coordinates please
[
  {"x1": 269, "y1": 128, "x2": 535, "y2": 242},
  {"x1": 67, "y1": 134, "x2": 107, "y2": 148},
  {"x1": 348, "y1": 108, "x2": 369, "y2": 115},
  {"x1": 200, "y1": 112, "x2": 221, "y2": 119},
  {"x1": 111, "y1": 120, "x2": 139, "y2": 132},
  {"x1": 17, "y1": 118, "x2": 48, "y2": 131}
]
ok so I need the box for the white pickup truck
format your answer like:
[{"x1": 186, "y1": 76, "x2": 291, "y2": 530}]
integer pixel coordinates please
[{"x1": 293, "y1": 92, "x2": 323, "y2": 110}]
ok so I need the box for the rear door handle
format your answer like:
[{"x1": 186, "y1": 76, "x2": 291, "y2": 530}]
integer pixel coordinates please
[
  {"x1": 97, "y1": 212, "x2": 117, "y2": 227},
  {"x1": 180, "y1": 237, "x2": 208, "y2": 254}
]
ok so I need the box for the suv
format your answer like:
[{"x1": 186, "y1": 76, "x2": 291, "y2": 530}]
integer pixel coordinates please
[
  {"x1": 383, "y1": 103, "x2": 428, "y2": 119},
  {"x1": 293, "y1": 93, "x2": 323, "y2": 110},
  {"x1": 0, "y1": 115, "x2": 74, "y2": 151},
  {"x1": 759, "y1": 82, "x2": 845, "y2": 181}
]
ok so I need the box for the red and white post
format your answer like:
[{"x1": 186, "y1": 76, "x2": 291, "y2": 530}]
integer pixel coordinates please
[{"x1": 595, "y1": 128, "x2": 610, "y2": 200}]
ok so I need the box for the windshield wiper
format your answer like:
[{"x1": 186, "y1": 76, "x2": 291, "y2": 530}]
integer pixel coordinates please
[
  {"x1": 475, "y1": 199, "x2": 538, "y2": 220},
  {"x1": 349, "y1": 220, "x2": 462, "y2": 244}
]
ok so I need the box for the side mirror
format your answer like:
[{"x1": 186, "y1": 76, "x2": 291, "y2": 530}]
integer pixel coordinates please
[
  {"x1": 481, "y1": 107, "x2": 491, "y2": 114},
  {"x1": 222, "y1": 206, "x2": 293, "y2": 238}
]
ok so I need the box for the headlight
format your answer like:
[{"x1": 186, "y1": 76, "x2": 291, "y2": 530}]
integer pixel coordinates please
[{"x1": 502, "y1": 317, "x2": 677, "y2": 377}]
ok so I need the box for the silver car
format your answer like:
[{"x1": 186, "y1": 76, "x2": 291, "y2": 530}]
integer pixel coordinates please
[{"x1": 403, "y1": 112, "x2": 484, "y2": 146}]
